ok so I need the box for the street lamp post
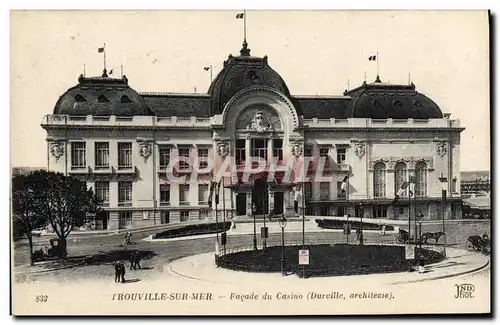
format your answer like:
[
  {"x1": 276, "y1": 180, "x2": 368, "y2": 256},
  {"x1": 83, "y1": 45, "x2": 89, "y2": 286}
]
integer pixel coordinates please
[
  {"x1": 417, "y1": 212, "x2": 424, "y2": 255},
  {"x1": 358, "y1": 203, "x2": 364, "y2": 245},
  {"x1": 438, "y1": 174, "x2": 448, "y2": 258},
  {"x1": 279, "y1": 215, "x2": 287, "y2": 276},
  {"x1": 252, "y1": 203, "x2": 257, "y2": 251}
]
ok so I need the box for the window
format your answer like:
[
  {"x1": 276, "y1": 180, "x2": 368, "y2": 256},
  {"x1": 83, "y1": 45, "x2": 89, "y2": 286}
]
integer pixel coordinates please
[
  {"x1": 118, "y1": 181, "x2": 132, "y2": 205},
  {"x1": 120, "y1": 95, "x2": 132, "y2": 103},
  {"x1": 304, "y1": 182, "x2": 313, "y2": 200},
  {"x1": 118, "y1": 143, "x2": 132, "y2": 169},
  {"x1": 160, "y1": 184, "x2": 170, "y2": 206},
  {"x1": 198, "y1": 184, "x2": 209, "y2": 203},
  {"x1": 394, "y1": 162, "x2": 407, "y2": 195},
  {"x1": 337, "y1": 181, "x2": 346, "y2": 198},
  {"x1": 160, "y1": 211, "x2": 170, "y2": 224},
  {"x1": 304, "y1": 146, "x2": 313, "y2": 157},
  {"x1": 179, "y1": 184, "x2": 190, "y2": 205},
  {"x1": 95, "y1": 142, "x2": 109, "y2": 168},
  {"x1": 337, "y1": 148, "x2": 346, "y2": 164},
  {"x1": 373, "y1": 162, "x2": 386, "y2": 198},
  {"x1": 415, "y1": 162, "x2": 427, "y2": 197},
  {"x1": 180, "y1": 211, "x2": 190, "y2": 222},
  {"x1": 399, "y1": 207, "x2": 405, "y2": 215},
  {"x1": 236, "y1": 139, "x2": 246, "y2": 166},
  {"x1": 74, "y1": 94, "x2": 86, "y2": 102},
  {"x1": 159, "y1": 147, "x2": 170, "y2": 168},
  {"x1": 71, "y1": 142, "x2": 86, "y2": 168},
  {"x1": 337, "y1": 206, "x2": 346, "y2": 217},
  {"x1": 372, "y1": 205, "x2": 388, "y2": 218},
  {"x1": 98, "y1": 95, "x2": 109, "y2": 103},
  {"x1": 251, "y1": 139, "x2": 267, "y2": 160},
  {"x1": 197, "y1": 148, "x2": 209, "y2": 169},
  {"x1": 95, "y1": 181, "x2": 109, "y2": 206},
  {"x1": 273, "y1": 139, "x2": 283, "y2": 161},
  {"x1": 320, "y1": 182, "x2": 330, "y2": 200},
  {"x1": 178, "y1": 147, "x2": 190, "y2": 169},
  {"x1": 319, "y1": 147, "x2": 330, "y2": 168}
]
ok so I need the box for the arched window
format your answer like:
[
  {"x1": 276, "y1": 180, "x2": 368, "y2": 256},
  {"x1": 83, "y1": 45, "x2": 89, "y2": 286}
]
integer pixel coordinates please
[
  {"x1": 120, "y1": 95, "x2": 132, "y2": 103},
  {"x1": 98, "y1": 95, "x2": 110, "y2": 103},
  {"x1": 74, "y1": 94, "x2": 86, "y2": 102},
  {"x1": 394, "y1": 162, "x2": 407, "y2": 194},
  {"x1": 373, "y1": 162, "x2": 386, "y2": 198},
  {"x1": 415, "y1": 161, "x2": 427, "y2": 197}
]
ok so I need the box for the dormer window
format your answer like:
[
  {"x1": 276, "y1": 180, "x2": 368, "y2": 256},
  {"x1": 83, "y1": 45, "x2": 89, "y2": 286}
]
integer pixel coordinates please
[
  {"x1": 98, "y1": 95, "x2": 110, "y2": 103},
  {"x1": 120, "y1": 95, "x2": 132, "y2": 103},
  {"x1": 74, "y1": 94, "x2": 86, "y2": 102}
]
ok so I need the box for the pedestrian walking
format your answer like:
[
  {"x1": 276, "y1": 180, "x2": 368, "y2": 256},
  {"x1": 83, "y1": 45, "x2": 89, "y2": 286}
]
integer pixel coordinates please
[
  {"x1": 127, "y1": 232, "x2": 132, "y2": 245},
  {"x1": 133, "y1": 251, "x2": 142, "y2": 269},
  {"x1": 119, "y1": 261, "x2": 126, "y2": 283},
  {"x1": 114, "y1": 261, "x2": 121, "y2": 283},
  {"x1": 129, "y1": 251, "x2": 136, "y2": 270}
]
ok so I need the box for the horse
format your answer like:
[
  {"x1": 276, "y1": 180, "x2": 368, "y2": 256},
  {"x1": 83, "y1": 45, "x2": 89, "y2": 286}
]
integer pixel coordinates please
[{"x1": 421, "y1": 231, "x2": 445, "y2": 244}]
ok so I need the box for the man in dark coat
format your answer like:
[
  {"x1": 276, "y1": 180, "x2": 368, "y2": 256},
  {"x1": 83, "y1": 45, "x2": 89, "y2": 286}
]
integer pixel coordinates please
[
  {"x1": 114, "y1": 262, "x2": 121, "y2": 283},
  {"x1": 133, "y1": 251, "x2": 142, "y2": 269},
  {"x1": 119, "y1": 261, "x2": 126, "y2": 283},
  {"x1": 129, "y1": 251, "x2": 136, "y2": 270}
]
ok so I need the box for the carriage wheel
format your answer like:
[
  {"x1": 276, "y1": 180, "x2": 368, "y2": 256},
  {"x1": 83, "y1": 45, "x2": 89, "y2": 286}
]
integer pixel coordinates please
[{"x1": 465, "y1": 240, "x2": 475, "y2": 251}]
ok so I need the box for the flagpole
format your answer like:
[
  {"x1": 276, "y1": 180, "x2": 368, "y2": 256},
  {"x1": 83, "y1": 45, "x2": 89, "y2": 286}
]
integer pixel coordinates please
[
  {"x1": 244, "y1": 9, "x2": 247, "y2": 41},
  {"x1": 376, "y1": 51, "x2": 379, "y2": 78},
  {"x1": 83, "y1": 64, "x2": 86, "y2": 77},
  {"x1": 121, "y1": 65, "x2": 123, "y2": 78},
  {"x1": 103, "y1": 43, "x2": 106, "y2": 71}
]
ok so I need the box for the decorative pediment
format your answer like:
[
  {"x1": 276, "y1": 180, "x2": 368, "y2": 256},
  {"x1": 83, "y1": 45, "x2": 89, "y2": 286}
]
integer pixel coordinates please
[{"x1": 246, "y1": 110, "x2": 274, "y2": 133}]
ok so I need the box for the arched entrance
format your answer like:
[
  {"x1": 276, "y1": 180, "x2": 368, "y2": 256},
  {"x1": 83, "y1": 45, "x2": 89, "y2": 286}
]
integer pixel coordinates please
[{"x1": 252, "y1": 178, "x2": 268, "y2": 215}]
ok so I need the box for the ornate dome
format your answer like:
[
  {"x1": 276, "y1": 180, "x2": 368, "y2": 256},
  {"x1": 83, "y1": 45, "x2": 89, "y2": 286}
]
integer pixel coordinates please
[
  {"x1": 344, "y1": 77, "x2": 443, "y2": 119},
  {"x1": 208, "y1": 41, "x2": 292, "y2": 115},
  {"x1": 53, "y1": 71, "x2": 153, "y2": 116}
]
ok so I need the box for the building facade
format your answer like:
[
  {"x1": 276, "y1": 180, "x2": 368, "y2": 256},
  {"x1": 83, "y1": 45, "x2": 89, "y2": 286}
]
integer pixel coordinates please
[{"x1": 41, "y1": 41, "x2": 465, "y2": 230}]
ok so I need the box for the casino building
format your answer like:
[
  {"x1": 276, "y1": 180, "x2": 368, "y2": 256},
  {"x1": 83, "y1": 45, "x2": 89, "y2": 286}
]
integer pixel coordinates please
[{"x1": 41, "y1": 40, "x2": 465, "y2": 230}]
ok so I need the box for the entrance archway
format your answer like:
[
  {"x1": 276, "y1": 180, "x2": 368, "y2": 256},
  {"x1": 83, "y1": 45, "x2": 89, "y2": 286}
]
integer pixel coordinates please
[{"x1": 252, "y1": 178, "x2": 268, "y2": 215}]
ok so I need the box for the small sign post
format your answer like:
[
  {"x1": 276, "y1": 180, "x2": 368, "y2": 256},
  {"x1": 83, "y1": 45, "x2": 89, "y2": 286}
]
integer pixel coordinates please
[
  {"x1": 299, "y1": 249, "x2": 310, "y2": 265},
  {"x1": 405, "y1": 245, "x2": 415, "y2": 260}
]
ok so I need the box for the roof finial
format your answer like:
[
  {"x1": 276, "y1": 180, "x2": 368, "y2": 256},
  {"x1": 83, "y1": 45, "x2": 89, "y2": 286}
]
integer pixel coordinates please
[
  {"x1": 102, "y1": 68, "x2": 108, "y2": 78},
  {"x1": 240, "y1": 39, "x2": 251, "y2": 56},
  {"x1": 375, "y1": 75, "x2": 381, "y2": 83}
]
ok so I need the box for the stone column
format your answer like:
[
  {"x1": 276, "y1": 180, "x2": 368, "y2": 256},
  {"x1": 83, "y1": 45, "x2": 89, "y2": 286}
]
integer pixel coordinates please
[
  {"x1": 267, "y1": 138, "x2": 273, "y2": 163},
  {"x1": 245, "y1": 138, "x2": 251, "y2": 163}
]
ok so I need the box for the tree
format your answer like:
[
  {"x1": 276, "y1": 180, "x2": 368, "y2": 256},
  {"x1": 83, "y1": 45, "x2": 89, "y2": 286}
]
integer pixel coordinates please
[
  {"x1": 12, "y1": 173, "x2": 49, "y2": 265},
  {"x1": 14, "y1": 171, "x2": 101, "y2": 259}
]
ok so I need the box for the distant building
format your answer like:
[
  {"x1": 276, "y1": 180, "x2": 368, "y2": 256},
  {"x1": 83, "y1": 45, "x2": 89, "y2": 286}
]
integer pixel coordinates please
[
  {"x1": 460, "y1": 171, "x2": 490, "y2": 195},
  {"x1": 41, "y1": 40, "x2": 465, "y2": 230},
  {"x1": 12, "y1": 167, "x2": 46, "y2": 177}
]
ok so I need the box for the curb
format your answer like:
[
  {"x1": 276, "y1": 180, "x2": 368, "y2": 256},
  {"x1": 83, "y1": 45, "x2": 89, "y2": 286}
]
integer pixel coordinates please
[{"x1": 388, "y1": 255, "x2": 490, "y2": 285}]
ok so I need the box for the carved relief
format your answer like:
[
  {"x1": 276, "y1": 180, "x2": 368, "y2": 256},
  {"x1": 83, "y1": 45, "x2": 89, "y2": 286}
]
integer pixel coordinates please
[
  {"x1": 138, "y1": 142, "x2": 152, "y2": 162},
  {"x1": 246, "y1": 111, "x2": 274, "y2": 133},
  {"x1": 436, "y1": 142, "x2": 447, "y2": 158},
  {"x1": 289, "y1": 141, "x2": 304, "y2": 157},
  {"x1": 216, "y1": 141, "x2": 230, "y2": 158},
  {"x1": 50, "y1": 142, "x2": 65, "y2": 161},
  {"x1": 354, "y1": 143, "x2": 366, "y2": 159}
]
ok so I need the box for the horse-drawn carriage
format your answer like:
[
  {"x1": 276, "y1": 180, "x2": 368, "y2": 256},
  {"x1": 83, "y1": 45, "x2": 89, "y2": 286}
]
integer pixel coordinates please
[
  {"x1": 396, "y1": 229, "x2": 445, "y2": 245},
  {"x1": 466, "y1": 235, "x2": 490, "y2": 254}
]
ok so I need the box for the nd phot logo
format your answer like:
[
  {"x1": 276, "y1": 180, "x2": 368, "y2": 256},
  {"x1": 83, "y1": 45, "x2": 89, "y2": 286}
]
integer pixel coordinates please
[{"x1": 454, "y1": 283, "x2": 475, "y2": 299}]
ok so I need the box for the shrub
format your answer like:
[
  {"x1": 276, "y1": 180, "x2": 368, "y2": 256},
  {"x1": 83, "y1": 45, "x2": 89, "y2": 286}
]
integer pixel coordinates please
[{"x1": 155, "y1": 221, "x2": 232, "y2": 239}]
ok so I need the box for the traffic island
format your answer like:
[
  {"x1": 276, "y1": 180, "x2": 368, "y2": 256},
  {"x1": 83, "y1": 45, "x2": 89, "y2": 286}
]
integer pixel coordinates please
[{"x1": 217, "y1": 244, "x2": 444, "y2": 278}]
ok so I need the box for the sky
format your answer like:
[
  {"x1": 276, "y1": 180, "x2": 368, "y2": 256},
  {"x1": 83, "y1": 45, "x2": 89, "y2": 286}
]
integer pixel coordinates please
[{"x1": 10, "y1": 10, "x2": 490, "y2": 171}]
